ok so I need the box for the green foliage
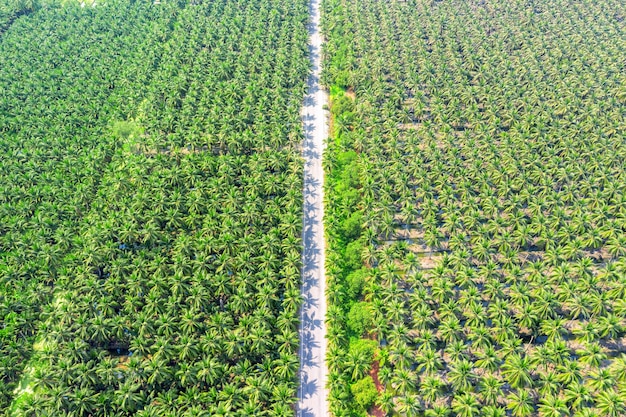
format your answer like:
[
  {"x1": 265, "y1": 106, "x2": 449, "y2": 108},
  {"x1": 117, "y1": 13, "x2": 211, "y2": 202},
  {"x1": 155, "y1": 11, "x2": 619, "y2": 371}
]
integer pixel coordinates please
[
  {"x1": 333, "y1": 150, "x2": 359, "y2": 185},
  {"x1": 325, "y1": 59, "x2": 372, "y2": 415},
  {"x1": 348, "y1": 338, "x2": 377, "y2": 360},
  {"x1": 0, "y1": 0, "x2": 39, "y2": 35},
  {"x1": 111, "y1": 120, "x2": 142, "y2": 141},
  {"x1": 347, "y1": 302, "x2": 374, "y2": 336},
  {"x1": 350, "y1": 376, "x2": 377, "y2": 410},
  {"x1": 331, "y1": 94, "x2": 354, "y2": 118},
  {"x1": 343, "y1": 239, "x2": 365, "y2": 271},
  {"x1": 0, "y1": 0, "x2": 309, "y2": 414},
  {"x1": 345, "y1": 268, "x2": 367, "y2": 299},
  {"x1": 323, "y1": 0, "x2": 626, "y2": 416}
]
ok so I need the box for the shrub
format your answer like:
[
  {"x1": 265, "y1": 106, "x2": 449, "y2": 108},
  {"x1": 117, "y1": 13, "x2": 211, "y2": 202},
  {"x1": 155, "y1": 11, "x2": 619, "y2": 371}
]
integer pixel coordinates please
[
  {"x1": 344, "y1": 239, "x2": 365, "y2": 271},
  {"x1": 350, "y1": 376, "x2": 378, "y2": 410},
  {"x1": 331, "y1": 94, "x2": 355, "y2": 117},
  {"x1": 347, "y1": 302, "x2": 374, "y2": 336},
  {"x1": 345, "y1": 268, "x2": 367, "y2": 299},
  {"x1": 111, "y1": 120, "x2": 142, "y2": 140}
]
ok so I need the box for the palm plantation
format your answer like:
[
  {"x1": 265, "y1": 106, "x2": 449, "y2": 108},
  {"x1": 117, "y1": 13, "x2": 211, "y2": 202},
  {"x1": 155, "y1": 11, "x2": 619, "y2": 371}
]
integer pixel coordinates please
[
  {"x1": 322, "y1": 0, "x2": 626, "y2": 415},
  {"x1": 2, "y1": 0, "x2": 626, "y2": 415},
  {"x1": 0, "y1": 0, "x2": 310, "y2": 414}
]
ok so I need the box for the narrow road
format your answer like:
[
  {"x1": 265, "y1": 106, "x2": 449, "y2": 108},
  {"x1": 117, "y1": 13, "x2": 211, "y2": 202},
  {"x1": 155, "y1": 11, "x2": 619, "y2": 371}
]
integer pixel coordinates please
[{"x1": 298, "y1": 0, "x2": 329, "y2": 415}]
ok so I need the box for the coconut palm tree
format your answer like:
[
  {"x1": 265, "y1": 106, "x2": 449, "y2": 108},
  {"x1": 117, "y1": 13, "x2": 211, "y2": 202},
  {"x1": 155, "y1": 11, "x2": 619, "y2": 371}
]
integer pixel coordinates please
[
  {"x1": 537, "y1": 394, "x2": 568, "y2": 417},
  {"x1": 479, "y1": 375, "x2": 503, "y2": 406},
  {"x1": 507, "y1": 389, "x2": 535, "y2": 417},
  {"x1": 452, "y1": 393, "x2": 480, "y2": 417},
  {"x1": 595, "y1": 389, "x2": 626, "y2": 417},
  {"x1": 501, "y1": 354, "x2": 533, "y2": 389},
  {"x1": 563, "y1": 382, "x2": 593, "y2": 411},
  {"x1": 447, "y1": 359, "x2": 476, "y2": 393}
]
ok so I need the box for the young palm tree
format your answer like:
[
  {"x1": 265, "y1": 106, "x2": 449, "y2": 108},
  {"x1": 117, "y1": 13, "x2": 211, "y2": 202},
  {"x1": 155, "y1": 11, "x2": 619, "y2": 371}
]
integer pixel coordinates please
[
  {"x1": 425, "y1": 405, "x2": 452, "y2": 417},
  {"x1": 482, "y1": 405, "x2": 507, "y2": 417},
  {"x1": 595, "y1": 389, "x2": 626, "y2": 417},
  {"x1": 577, "y1": 343, "x2": 607, "y2": 368},
  {"x1": 479, "y1": 375, "x2": 503, "y2": 406},
  {"x1": 557, "y1": 359, "x2": 582, "y2": 385},
  {"x1": 420, "y1": 375, "x2": 445, "y2": 404},
  {"x1": 537, "y1": 394, "x2": 568, "y2": 417},
  {"x1": 563, "y1": 381, "x2": 593, "y2": 411},
  {"x1": 501, "y1": 354, "x2": 534, "y2": 389},
  {"x1": 447, "y1": 359, "x2": 476, "y2": 393},
  {"x1": 452, "y1": 392, "x2": 480, "y2": 417},
  {"x1": 587, "y1": 368, "x2": 615, "y2": 393},
  {"x1": 507, "y1": 389, "x2": 535, "y2": 417},
  {"x1": 396, "y1": 394, "x2": 422, "y2": 417},
  {"x1": 475, "y1": 346, "x2": 500, "y2": 373}
]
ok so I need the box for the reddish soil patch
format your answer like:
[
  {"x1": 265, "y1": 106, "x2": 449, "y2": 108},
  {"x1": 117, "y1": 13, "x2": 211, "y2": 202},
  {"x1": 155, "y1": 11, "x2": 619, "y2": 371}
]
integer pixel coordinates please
[
  {"x1": 369, "y1": 359, "x2": 386, "y2": 417},
  {"x1": 346, "y1": 86, "x2": 356, "y2": 100},
  {"x1": 369, "y1": 404, "x2": 386, "y2": 417},
  {"x1": 370, "y1": 360, "x2": 383, "y2": 391}
]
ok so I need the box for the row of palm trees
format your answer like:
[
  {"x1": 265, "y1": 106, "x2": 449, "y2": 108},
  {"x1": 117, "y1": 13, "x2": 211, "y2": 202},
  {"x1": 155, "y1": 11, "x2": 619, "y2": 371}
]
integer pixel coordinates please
[
  {"x1": 323, "y1": 0, "x2": 626, "y2": 415},
  {"x1": 1, "y1": 0, "x2": 310, "y2": 415}
]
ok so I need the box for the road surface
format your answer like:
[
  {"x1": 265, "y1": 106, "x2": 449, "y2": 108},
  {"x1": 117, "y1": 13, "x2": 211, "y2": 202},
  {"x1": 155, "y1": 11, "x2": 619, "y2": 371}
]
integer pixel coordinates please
[{"x1": 297, "y1": 0, "x2": 329, "y2": 415}]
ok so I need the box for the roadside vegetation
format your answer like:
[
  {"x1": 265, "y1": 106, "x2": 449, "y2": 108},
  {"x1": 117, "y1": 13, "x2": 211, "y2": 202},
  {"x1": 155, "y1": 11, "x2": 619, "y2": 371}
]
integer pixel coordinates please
[
  {"x1": 0, "y1": 0, "x2": 309, "y2": 415},
  {"x1": 322, "y1": 0, "x2": 626, "y2": 416}
]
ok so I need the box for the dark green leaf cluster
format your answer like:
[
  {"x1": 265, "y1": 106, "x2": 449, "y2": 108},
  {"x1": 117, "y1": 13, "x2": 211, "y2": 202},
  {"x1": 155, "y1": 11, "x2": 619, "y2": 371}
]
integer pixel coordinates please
[{"x1": 0, "y1": 0, "x2": 38, "y2": 35}]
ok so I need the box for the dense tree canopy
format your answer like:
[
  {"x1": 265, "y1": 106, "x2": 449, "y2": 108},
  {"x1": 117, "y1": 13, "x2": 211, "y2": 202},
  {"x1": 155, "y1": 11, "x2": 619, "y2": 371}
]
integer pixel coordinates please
[
  {"x1": 0, "y1": 0, "x2": 309, "y2": 415},
  {"x1": 0, "y1": 0, "x2": 38, "y2": 35}
]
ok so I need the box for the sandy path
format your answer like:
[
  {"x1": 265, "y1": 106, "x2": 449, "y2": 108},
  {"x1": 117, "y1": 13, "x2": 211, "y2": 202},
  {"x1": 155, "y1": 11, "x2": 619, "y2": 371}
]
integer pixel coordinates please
[{"x1": 297, "y1": 0, "x2": 329, "y2": 415}]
